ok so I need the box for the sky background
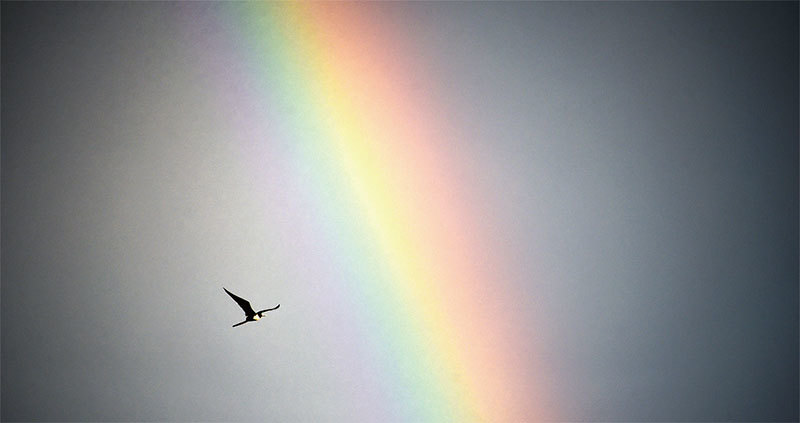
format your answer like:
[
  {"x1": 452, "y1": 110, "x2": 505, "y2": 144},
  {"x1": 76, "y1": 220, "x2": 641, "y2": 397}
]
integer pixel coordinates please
[{"x1": 2, "y1": 2, "x2": 798, "y2": 422}]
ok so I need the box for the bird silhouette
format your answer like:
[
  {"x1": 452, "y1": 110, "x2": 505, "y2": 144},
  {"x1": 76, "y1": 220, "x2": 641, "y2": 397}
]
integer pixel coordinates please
[{"x1": 224, "y1": 287, "x2": 280, "y2": 328}]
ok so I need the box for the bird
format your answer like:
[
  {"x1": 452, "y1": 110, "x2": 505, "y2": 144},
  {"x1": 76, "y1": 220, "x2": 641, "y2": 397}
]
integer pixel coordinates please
[{"x1": 224, "y1": 287, "x2": 280, "y2": 328}]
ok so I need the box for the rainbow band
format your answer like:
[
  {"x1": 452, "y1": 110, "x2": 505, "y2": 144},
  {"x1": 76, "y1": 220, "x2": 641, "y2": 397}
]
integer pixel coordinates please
[{"x1": 196, "y1": 3, "x2": 550, "y2": 421}]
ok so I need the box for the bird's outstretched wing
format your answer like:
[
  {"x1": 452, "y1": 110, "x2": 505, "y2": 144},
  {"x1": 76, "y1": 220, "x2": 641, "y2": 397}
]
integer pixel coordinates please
[
  {"x1": 257, "y1": 304, "x2": 280, "y2": 314},
  {"x1": 224, "y1": 287, "x2": 256, "y2": 317}
]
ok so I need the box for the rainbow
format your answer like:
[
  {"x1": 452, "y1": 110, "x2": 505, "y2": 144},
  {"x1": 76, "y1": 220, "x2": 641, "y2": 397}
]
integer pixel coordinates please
[{"x1": 184, "y1": 3, "x2": 551, "y2": 421}]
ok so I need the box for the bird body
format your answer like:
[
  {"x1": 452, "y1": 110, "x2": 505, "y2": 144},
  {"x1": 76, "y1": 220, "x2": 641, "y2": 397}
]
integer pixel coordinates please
[{"x1": 224, "y1": 287, "x2": 279, "y2": 327}]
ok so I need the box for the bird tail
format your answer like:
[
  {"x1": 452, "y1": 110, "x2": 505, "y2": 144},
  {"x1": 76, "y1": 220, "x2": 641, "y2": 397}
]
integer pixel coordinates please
[{"x1": 232, "y1": 320, "x2": 248, "y2": 328}]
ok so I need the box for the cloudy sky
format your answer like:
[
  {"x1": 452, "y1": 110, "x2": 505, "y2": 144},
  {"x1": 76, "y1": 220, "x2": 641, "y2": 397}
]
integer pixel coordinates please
[{"x1": 2, "y1": 2, "x2": 797, "y2": 422}]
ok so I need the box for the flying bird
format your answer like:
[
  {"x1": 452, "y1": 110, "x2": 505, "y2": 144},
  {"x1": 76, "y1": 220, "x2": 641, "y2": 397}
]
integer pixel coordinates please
[{"x1": 224, "y1": 287, "x2": 280, "y2": 328}]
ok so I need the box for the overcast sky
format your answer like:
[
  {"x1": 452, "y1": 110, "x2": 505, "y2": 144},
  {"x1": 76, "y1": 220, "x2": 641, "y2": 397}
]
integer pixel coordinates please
[{"x1": 2, "y1": 2, "x2": 797, "y2": 422}]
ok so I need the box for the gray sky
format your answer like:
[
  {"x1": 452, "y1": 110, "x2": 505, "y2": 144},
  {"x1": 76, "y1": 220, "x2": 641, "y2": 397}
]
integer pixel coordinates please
[{"x1": 2, "y1": 2, "x2": 797, "y2": 422}]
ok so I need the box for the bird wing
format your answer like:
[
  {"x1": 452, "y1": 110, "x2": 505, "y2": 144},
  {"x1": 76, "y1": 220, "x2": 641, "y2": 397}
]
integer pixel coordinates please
[
  {"x1": 257, "y1": 304, "x2": 280, "y2": 314},
  {"x1": 224, "y1": 287, "x2": 256, "y2": 317}
]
